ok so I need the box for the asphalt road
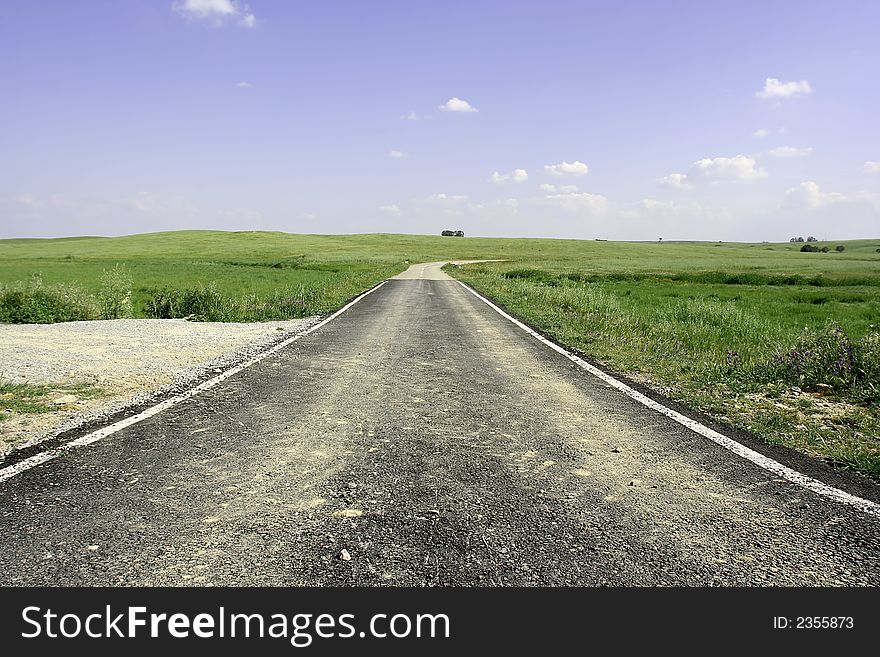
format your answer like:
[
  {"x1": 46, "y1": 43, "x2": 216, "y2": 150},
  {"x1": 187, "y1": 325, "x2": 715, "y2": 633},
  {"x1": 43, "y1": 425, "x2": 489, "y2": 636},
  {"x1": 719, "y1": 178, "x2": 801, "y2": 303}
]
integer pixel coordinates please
[{"x1": 1, "y1": 263, "x2": 878, "y2": 585}]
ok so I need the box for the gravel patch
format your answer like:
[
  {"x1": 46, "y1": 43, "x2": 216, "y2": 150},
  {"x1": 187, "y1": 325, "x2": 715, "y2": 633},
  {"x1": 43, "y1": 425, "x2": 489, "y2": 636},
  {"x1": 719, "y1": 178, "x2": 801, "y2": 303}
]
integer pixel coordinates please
[{"x1": 0, "y1": 317, "x2": 320, "y2": 454}]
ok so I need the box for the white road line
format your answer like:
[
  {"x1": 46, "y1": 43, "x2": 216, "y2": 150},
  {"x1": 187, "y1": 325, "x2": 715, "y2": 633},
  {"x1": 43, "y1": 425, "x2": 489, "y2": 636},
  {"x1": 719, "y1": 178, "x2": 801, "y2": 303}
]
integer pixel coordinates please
[
  {"x1": 0, "y1": 281, "x2": 388, "y2": 484},
  {"x1": 458, "y1": 280, "x2": 880, "y2": 519}
]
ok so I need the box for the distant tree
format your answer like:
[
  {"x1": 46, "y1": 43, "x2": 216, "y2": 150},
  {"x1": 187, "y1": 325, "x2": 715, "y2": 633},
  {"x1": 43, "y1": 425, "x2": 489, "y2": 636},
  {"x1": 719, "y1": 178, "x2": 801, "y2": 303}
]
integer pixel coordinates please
[
  {"x1": 800, "y1": 244, "x2": 818, "y2": 252},
  {"x1": 835, "y1": 245, "x2": 845, "y2": 252},
  {"x1": 807, "y1": 236, "x2": 818, "y2": 242},
  {"x1": 658, "y1": 237, "x2": 663, "y2": 242},
  {"x1": 820, "y1": 246, "x2": 830, "y2": 252},
  {"x1": 796, "y1": 236, "x2": 805, "y2": 242},
  {"x1": 789, "y1": 237, "x2": 797, "y2": 242}
]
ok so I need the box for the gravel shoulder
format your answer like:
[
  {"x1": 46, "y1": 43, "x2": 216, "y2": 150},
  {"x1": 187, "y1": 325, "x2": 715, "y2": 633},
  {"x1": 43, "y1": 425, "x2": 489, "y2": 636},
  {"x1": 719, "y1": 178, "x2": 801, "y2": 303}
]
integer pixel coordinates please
[{"x1": 0, "y1": 317, "x2": 319, "y2": 455}]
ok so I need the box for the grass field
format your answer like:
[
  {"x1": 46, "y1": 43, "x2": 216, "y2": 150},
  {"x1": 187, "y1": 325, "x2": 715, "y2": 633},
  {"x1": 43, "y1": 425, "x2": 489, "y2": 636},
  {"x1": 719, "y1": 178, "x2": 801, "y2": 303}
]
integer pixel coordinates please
[{"x1": 1, "y1": 230, "x2": 879, "y2": 477}]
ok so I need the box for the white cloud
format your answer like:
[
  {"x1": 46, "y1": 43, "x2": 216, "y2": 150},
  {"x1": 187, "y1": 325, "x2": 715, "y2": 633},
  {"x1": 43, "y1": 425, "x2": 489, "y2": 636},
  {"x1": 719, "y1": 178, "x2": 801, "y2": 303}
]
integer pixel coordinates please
[
  {"x1": 401, "y1": 111, "x2": 432, "y2": 121},
  {"x1": 539, "y1": 183, "x2": 578, "y2": 193},
  {"x1": 235, "y1": 81, "x2": 253, "y2": 88},
  {"x1": 783, "y1": 181, "x2": 848, "y2": 209},
  {"x1": 659, "y1": 173, "x2": 691, "y2": 190},
  {"x1": 543, "y1": 160, "x2": 589, "y2": 177},
  {"x1": 438, "y1": 97, "x2": 478, "y2": 113},
  {"x1": 175, "y1": 0, "x2": 237, "y2": 17},
  {"x1": 379, "y1": 204, "x2": 402, "y2": 216},
  {"x1": 864, "y1": 161, "x2": 880, "y2": 173},
  {"x1": 172, "y1": 0, "x2": 257, "y2": 28},
  {"x1": 768, "y1": 146, "x2": 813, "y2": 158},
  {"x1": 491, "y1": 168, "x2": 528, "y2": 184},
  {"x1": 753, "y1": 129, "x2": 770, "y2": 137},
  {"x1": 424, "y1": 193, "x2": 468, "y2": 203},
  {"x1": 688, "y1": 155, "x2": 767, "y2": 183},
  {"x1": 756, "y1": 77, "x2": 813, "y2": 100},
  {"x1": 542, "y1": 191, "x2": 608, "y2": 213},
  {"x1": 388, "y1": 149, "x2": 406, "y2": 159}
]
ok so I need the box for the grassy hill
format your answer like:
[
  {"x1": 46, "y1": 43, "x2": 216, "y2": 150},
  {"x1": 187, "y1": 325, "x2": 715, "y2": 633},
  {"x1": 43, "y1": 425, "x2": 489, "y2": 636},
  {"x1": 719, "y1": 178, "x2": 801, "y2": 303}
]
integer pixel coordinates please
[{"x1": 1, "y1": 230, "x2": 878, "y2": 321}]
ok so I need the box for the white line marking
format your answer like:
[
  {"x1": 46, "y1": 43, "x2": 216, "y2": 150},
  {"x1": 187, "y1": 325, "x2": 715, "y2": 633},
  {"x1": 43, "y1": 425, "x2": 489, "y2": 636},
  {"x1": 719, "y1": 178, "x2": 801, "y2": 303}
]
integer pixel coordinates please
[
  {"x1": 458, "y1": 280, "x2": 880, "y2": 519},
  {"x1": 0, "y1": 281, "x2": 388, "y2": 484}
]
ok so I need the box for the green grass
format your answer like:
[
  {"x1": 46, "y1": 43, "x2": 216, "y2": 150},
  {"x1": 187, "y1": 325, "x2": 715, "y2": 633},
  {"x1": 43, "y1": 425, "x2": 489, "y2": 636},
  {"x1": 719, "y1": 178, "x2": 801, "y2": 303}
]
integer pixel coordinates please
[
  {"x1": 447, "y1": 242, "x2": 880, "y2": 479},
  {"x1": 0, "y1": 382, "x2": 54, "y2": 416},
  {"x1": 0, "y1": 382, "x2": 104, "y2": 423},
  {"x1": 2, "y1": 232, "x2": 878, "y2": 322},
  {"x1": 2, "y1": 230, "x2": 879, "y2": 477}
]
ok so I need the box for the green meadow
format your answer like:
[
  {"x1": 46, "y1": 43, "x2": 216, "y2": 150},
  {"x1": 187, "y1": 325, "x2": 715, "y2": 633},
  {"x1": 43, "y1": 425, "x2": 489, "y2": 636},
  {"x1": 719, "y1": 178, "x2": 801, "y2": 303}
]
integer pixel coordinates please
[{"x1": 1, "y1": 230, "x2": 879, "y2": 476}]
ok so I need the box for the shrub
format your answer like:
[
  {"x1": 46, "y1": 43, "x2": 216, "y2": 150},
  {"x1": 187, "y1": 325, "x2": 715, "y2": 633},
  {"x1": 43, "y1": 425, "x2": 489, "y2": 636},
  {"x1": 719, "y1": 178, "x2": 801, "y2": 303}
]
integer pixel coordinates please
[
  {"x1": 98, "y1": 264, "x2": 133, "y2": 319},
  {"x1": 762, "y1": 322, "x2": 880, "y2": 402},
  {"x1": 835, "y1": 245, "x2": 846, "y2": 252},
  {"x1": 800, "y1": 244, "x2": 818, "y2": 252},
  {"x1": 145, "y1": 283, "x2": 230, "y2": 321},
  {"x1": 0, "y1": 275, "x2": 99, "y2": 323}
]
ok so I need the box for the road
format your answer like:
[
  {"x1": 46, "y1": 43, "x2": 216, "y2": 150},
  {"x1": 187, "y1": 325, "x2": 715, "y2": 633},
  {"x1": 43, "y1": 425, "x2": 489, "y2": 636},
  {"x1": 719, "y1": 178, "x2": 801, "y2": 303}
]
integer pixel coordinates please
[{"x1": 0, "y1": 262, "x2": 878, "y2": 585}]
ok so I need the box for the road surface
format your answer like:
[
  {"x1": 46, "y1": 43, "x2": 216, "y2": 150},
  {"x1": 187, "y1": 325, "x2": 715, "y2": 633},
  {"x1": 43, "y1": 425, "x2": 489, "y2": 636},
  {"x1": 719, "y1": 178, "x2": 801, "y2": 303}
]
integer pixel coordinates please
[{"x1": 1, "y1": 262, "x2": 878, "y2": 585}]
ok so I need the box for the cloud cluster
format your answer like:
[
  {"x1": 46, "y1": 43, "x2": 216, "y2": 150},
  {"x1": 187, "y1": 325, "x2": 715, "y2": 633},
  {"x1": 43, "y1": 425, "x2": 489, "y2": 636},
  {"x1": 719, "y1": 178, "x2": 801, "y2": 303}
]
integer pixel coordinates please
[
  {"x1": 539, "y1": 183, "x2": 578, "y2": 194},
  {"x1": 491, "y1": 169, "x2": 528, "y2": 184},
  {"x1": 388, "y1": 150, "x2": 406, "y2": 159},
  {"x1": 543, "y1": 160, "x2": 589, "y2": 177},
  {"x1": 864, "y1": 161, "x2": 880, "y2": 173},
  {"x1": 783, "y1": 181, "x2": 848, "y2": 209},
  {"x1": 173, "y1": 1, "x2": 256, "y2": 28},
  {"x1": 756, "y1": 78, "x2": 812, "y2": 100},
  {"x1": 662, "y1": 155, "x2": 766, "y2": 188},
  {"x1": 424, "y1": 193, "x2": 468, "y2": 203},
  {"x1": 659, "y1": 173, "x2": 691, "y2": 190},
  {"x1": 438, "y1": 97, "x2": 478, "y2": 113},
  {"x1": 768, "y1": 146, "x2": 813, "y2": 158}
]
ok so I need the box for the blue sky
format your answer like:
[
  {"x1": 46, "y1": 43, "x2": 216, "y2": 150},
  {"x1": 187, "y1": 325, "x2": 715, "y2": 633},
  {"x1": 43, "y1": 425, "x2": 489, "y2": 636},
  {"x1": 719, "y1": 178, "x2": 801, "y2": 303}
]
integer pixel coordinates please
[{"x1": 1, "y1": 0, "x2": 878, "y2": 240}]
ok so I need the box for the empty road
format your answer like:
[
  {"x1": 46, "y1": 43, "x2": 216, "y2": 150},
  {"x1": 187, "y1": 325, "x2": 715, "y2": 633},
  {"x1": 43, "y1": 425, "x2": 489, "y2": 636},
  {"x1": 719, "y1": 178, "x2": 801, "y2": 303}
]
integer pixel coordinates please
[{"x1": 1, "y1": 262, "x2": 878, "y2": 585}]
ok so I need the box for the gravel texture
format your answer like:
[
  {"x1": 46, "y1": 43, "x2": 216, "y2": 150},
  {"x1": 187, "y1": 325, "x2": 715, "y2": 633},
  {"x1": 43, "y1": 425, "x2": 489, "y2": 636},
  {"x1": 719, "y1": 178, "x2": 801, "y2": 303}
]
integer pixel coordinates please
[{"x1": 0, "y1": 317, "x2": 319, "y2": 454}]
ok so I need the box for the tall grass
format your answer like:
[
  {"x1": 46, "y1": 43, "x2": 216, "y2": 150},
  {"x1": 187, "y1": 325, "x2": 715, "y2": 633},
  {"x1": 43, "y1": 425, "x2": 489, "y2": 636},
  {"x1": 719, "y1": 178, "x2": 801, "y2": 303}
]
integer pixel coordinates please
[
  {"x1": 452, "y1": 263, "x2": 880, "y2": 476},
  {"x1": 760, "y1": 322, "x2": 880, "y2": 404},
  {"x1": 0, "y1": 275, "x2": 100, "y2": 323},
  {"x1": 0, "y1": 266, "x2": 135, "y2": 323},
  {"x1": 144, "y1": 283, "x2": 324, "y2": 321},
  {"x1": 98, "y1": 264, "x2": 133, "y2": 319}
]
